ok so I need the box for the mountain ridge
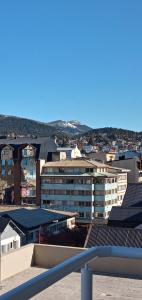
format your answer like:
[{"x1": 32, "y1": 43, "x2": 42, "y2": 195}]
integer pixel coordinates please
[
  {"x1": 47, "y1": 120, "x2": 92, "y2": 135},
  {"x1": 0, "y1": 115, "x2": 141, "y2": 142}
]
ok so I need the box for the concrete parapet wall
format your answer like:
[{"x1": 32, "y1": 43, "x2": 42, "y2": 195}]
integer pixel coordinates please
[
  {"x1": 34, "y1": 244, "x2": 85, "y2": 268},
  {"x1": 1, "y1": 244, "x2": 142, "y2": 281},
  {"x1": 34, "y1": 244, "x2": 142, "y2": 278},
  {"x1": 1, "y1": 244, "x2": 34, "y2": 281}
]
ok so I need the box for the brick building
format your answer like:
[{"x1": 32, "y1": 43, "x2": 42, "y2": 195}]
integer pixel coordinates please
[{"x1": 0, "y1": 138, "x2": 57, "y2": 206}]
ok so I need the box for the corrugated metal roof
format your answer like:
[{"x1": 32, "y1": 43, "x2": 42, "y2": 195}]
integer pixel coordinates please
[
  {"x1": 122, "y1": 183, "x2": 142, "y2": 207},
  {"x1": 85, "y1": 225, "x2": 142, "y2": 248}
]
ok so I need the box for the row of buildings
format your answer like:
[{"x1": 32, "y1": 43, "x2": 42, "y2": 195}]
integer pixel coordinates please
[{"x1": 0, "y1": 137, "x2": 128, "y2": 224}]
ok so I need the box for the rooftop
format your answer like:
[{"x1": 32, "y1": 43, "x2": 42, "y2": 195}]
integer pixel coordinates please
[
  {"x1": 122, "y1": 183, "x2": 142, "y2": 207},
  {"x1": 43, "y1": 159, "x2": 107, "y2": 168},
  {"x1": 85, "y1": 225, "x2": 142, "y2": 248},
  {"x1": 0, "y1": 267, "x2": 142, "y2": 300},
  {"x1": 108, "y1": 206, "x2": 142, "y2": 228},
  {"x1": 43, "y1": 159, "x2": 128, "y2": 172},
  {"x1": 0, "y1": 137, "x2": 54, "y2": 145},
  {"x1": 0, "y1": 205, "x2": 39, "y2": 213},
  {"x1": 1, "y1": 208, "x2": 75, "y2": 230},
  {"x1": 0, "y1": 217, "x2": 10, "y2": 233}
]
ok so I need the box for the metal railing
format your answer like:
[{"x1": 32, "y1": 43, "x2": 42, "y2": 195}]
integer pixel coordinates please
[{"x1": 1, "y1": 246, "x2": 142, "y2": 300}]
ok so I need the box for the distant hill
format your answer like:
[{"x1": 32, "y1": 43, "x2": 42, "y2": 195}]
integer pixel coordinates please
[
  {"x1": 0, "y1": 115, "x2": 59, "y2": 137},
  {"x1": 47, "y1": 120, "x2": 92, "y2": 135},
  {"x1": 0, "y1": 115, "x2": 141, "y2": 145},
  {"x1": 80, "y1": 127, "x2": 141, "y2": 143}
]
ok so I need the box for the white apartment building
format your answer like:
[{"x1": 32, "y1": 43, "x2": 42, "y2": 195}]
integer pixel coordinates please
[
  {"x1": 56, "y1": 146, "x2": 82, "y2": 160},
  {"x1": 41, "y1": 160, "x2": 128, "y2": 223}
]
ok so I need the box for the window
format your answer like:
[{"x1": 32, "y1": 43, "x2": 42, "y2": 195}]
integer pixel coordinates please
[
  {"x1": 79, "y1": 212, "x2": 84, "y2": 218},
  {"x1": 118, "y1": 175, "x2": 127, "y2": 181},
  {"x1": 94, "y1": 178, "x2": 105, "y2": 184},
  {"x1": 66, "y1": 179, "x2": 74, "y2": 184},
  {"x1": 85, "y1": 202, "x2": 91, "y2": 207},
  {"x1": 9, "y1": 242, "x2": 13, "y2": 249},
  {"x1": 43, "y1": 200, "x2": 51, "y2": 205},
  {"x1": 94, "y1": 190, "x2": 105, "y2": 196},
  {"x1": 79, "y1": 202, "x2": 85, "y2": 207},
  {"x1": 95, "y1": 201, "x2": 105, "y2": 207},
  {"x1": 85, "y1": 179, "x2": 92, "y2": 184},
  {"x1": 118, "y1": 185, "x2": 127, "y2": 191},
  {"x1": 2, "y1": 169, "x2": 6, "y2": 176},
  {"x1": 78, "y1": 179, "x2": 83, "y2": 184},
  {"x1": 2, "y1": 160, "x2": 5, "y2": 166},
  {"x1": 28, "y1": 232, "x2": 34, "y2": 241},
  {"x1": 94, "y1": 212, "x2": 104, "y2": 218},
  {"x1": 86, "y1": 212, "x2": 91, "y2": 219},
  {"x1": 29, "y1": 189, "x2": 36, "y2": 197},
  {"x1": 59, "y1": 168, "x2": 65, "y2": 173},
  {"x1": 8, "y1": 159, "x2": 13, "y2": 167}
]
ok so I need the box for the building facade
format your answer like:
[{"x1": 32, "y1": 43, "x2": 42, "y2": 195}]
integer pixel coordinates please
[
  {"x1": 56, "y1": 146, "x2": 82, "y2": 160},
  {"x1": 110, "y1": 157, "x2": 142, "y2": 183},
  {"x1": 1, "y1": 208, "x2": 76, "y2": 244},
  {"x1": 0, "y1": 138, "x2": 57, "y2": 206},
  {"x1": 41, "y1": 160, "x2": 128, "y2": 223},
  {"x1": 0, "y1": 218, "x2": 21, "y2": 254}
]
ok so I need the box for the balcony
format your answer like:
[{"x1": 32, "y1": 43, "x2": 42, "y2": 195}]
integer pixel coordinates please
[
  {"x1": 41, "y1": 183, "x2": 93, "y2": 190},
  {"x1": 0, "y1": 244, "x2": 142, "y2": 299}
]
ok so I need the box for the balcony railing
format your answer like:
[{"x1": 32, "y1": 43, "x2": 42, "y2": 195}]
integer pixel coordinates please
[{"x1": 1, "y1": 246, "x2": 142, "y2": 300}]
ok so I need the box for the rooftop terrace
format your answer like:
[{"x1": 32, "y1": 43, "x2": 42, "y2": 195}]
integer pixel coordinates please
[
  {"x1": 0, "y1": 267, "x2": 142, "y2": 300},
  {"x1": 0, "y1": 244, "x2": 142, "y2": 299}
]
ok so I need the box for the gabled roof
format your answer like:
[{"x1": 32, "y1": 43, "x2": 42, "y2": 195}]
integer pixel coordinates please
[
  {"x1": 85, "y1": 225, "x2": 142, "y2": 248},
  {"x1": 122, "y1": 183, "x2": 142, "y2": 207},
  {"x1": 43, "y1": 159, "x2": 103, "y2": 168},
  {"x1": 1, "y1": 208, "x2": 74, "y2": 230},
  {"x1": 43, "y1": 159, "x2": 127, "y2": 172},
  {"x1": 0, "y1": 216, "x2": 24, "y2": 236},
  {"x1": 0, "y1": 138, "x2": 57, "y2": 160},
  {"x1": 0, "y1": 217, "x2": 10, "y2": 233}
]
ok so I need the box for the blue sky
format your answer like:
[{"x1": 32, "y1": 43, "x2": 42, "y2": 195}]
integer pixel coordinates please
[{"x1": 0, "y1": 0, "x2": 142, "y2": 131}]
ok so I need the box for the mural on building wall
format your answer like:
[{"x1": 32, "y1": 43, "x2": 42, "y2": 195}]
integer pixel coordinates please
[
  {"x1": 21, "y1": 145, "x2": 36, "y2": 200},
  {"x1": 0, "y1": 146, "x2": 14, "y2": 204}
]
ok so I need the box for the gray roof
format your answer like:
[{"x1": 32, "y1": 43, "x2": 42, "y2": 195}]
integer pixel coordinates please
[
  {"x1": 85, "y1": 225, "x2": 142, "y2": 248},
  {"x1": 109, "y1": 207, "x2": 142, "y2": 221},
  {"x1": 122, "y1": 183, "x2": 142, "y2": 207},
  {"x1": 0, "y1": 137, "x2": 52, "y2": 145},
  {"x1": 108, "y1": 206, "x2": 142, "y2": 228},
  {"x1": 1, "y1": 208, "x2": 71, "y2": 230},
  {"x1": 39, "y1": 139, "x2": 57, "y2": 159},
  {"x1": 0, "y1": 137, "x2": 57, "y2": 160}
]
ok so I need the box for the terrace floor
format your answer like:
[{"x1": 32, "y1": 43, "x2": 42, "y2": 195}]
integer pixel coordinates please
[{"x1": 0, "y1": 267, "x2": 142, "y2": 299}]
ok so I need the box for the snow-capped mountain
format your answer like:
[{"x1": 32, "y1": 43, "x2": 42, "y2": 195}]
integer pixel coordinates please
[{"x1": 47, "y1": 120, "x2": 92, "y2": 135}]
